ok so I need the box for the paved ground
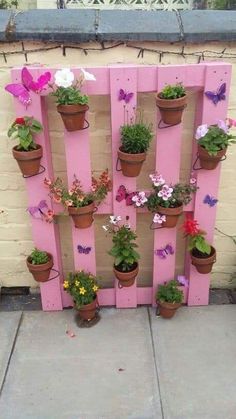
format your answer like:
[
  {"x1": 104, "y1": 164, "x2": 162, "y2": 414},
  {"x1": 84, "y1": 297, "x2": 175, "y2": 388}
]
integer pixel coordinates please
[{"x1": 0, "y1": 305, "x2": 236, "y2": 419}]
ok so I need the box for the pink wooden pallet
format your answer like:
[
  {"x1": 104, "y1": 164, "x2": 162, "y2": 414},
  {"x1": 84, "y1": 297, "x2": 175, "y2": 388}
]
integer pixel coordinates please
[{"x1": 11, "y1": 63, "x2": 231, "y2": 310}]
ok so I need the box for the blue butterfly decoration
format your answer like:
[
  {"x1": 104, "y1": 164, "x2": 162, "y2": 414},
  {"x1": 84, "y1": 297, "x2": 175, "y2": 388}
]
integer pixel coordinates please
[
  {"x1": 77, "y1": 245, "x2": 92, "y2": 255},
  {"x1": 205, "y1": 83, "x2": 226, "y2": 105},
  {"x1": 203, "y1": 194, "x2": 218, "y2": 208}
]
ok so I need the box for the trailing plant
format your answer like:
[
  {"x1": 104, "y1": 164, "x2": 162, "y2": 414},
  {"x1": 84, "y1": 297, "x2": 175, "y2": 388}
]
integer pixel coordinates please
[
  {"x1": 103, "y1": 216, "x2": 140, "y2": 272},
  {"x1": 7, "y1": 117, "x2": 43, "y2": 151},
  {"x1": 44, "y1": 170, "x2": 112, "y2": 208},
  {"x1": 120, "y1": 121, "x2": 153, "y2": 154},
  {"x1": 156, "y1": 280, "x2": 183, "y2": 304},
  {"x1": 182, "y1": 216, "x2": 211, "y2": 255},
  {"x1": 196, "y1": 118, "x2": 236, "y2": 156},
  {"x1": 63, "y1": 271, "x2": 99, "y2": 308},
  {"x1": 159, "y1": 83, "x2": 186, "y2": 100},
  {"x1": 28, "y1": 248, "x2": 49, "y2": 265}
]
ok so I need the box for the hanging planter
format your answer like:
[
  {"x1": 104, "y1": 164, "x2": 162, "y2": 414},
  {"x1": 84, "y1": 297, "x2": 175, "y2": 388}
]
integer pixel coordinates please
[
  {"x1": 197, "y1": 145, "x2": 227, "y2": 170},
  {"x1": 57, "y1": 104, "x2": 89, "y2": 132},
  {"x1": 113, "y1": 263, "x2": 139, "y2": 287},
  {"x1": 12, "y1": 145, "x2": 43, "y2": 177},
  {"x1": 117, "y1": 148, "x2": 146, "y2": 177},
  {"x1": 191, "y1": 246, "x2": 216, "y2": 274},
  {"x1": 26, "y1": 249, "x2": 53, "y2": 283},
  {"x1": 156, "y1": 83, "x2": 187, "y2": 126},
  {"x1": 156, "y1": 280, "x2": 183, "y2": 319},
  {"x1": 68, "y1": 202, "x2": 95, "y2": 229},
  {"x1": 156, "y1": 204, "x2": 183, "y2": 228}
]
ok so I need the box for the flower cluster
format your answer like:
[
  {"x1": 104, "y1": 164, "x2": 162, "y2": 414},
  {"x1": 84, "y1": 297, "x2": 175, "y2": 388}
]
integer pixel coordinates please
[
  {"x1": 195, "y1": 119, "x2": 236, "y2": 156},
  {"x1": 63, "y1": 270, "x2": 99, "y2": 308},
  {"x1": 131, "y1": 191, "x2": 148, "y2": 207},
  {"x1": 182, "y1": 216, "x2": 211, "y2": 255},
  {"x1": 153, "y1": 213, "x2": 166, "y2": 225},
  {"x1": 7, "y1": 116, "x2": 43, "y2": 151}
]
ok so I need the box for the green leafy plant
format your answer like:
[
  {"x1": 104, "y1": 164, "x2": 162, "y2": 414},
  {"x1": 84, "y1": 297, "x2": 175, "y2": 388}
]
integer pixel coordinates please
[
  {"x1": 120, "y1": 122, "x2": 153, "y2": 154},
  {"x1": 63, "y1": 271, "x2": 99, "y2": 308},
  {"x1": 29, "y1": 248, "x2": 49, "y2": 265},
  {"x1": 156, "y1": 280, "x2": 183, "y2": 304},
  {"x1": 182, "y1": 217, "x2": 211, "y2": 255},
  {"x1": 196, "y1": 120, "x2": 236, "y2": 156},
  {"x1": 0, "y1": 0, "x2": 18, "y2": 9},
  {"x1": 52, "y1": 86, "x2": 88, "y2": 106},
  {"x1": 103, "y1": 216, "x2": 140, "y2": 272},
  {"x1": 7, "y1": 117, "x2": 43, "y2": 151},
  {"x1": 159, "y1": 83, "x2": 186, "y2": 100}
]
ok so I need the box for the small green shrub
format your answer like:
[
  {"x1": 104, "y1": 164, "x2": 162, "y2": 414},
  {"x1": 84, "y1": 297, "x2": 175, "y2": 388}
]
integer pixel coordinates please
[
  {"x1": 29, "y1": 248, "x2": 49, "y2": 265},
  {"x1": 159, "y1": 83, "x2": 186, "y2": 100},
  {"x1": 156, "y1": 280, "x2": 183, "y2": 304},
  {"x1": 52, "y1": 86, "x2": 88, "y2": 106},
  {"x1": 7, "y1": 117, "x2": 43, "y2": 151},
  {"x1": 0, "y1": 0, "x2": 18, "y2": 9},
  {"x1": 63, "y1": 271, "x2": 99, "y2": 308},
  {"x1": 120, "y1": 122, "x2": 153, "y2": 154}
]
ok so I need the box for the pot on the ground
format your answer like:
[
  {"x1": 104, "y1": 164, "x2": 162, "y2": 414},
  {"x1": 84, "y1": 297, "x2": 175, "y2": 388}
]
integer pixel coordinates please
[
  {"x1": 156, "y1": 94, "x2": 187, "y2": 125},
  {"x1": 12, "y1": 145, "x2": 43, "y2": 177},
  {"x1": 57, "y1": 104, "x2": 89, "y2": 131},
  {"x1": 157, "y1": 301, "x2": 181, "y2": 319},
  {"x1": 191, "y1": 246, "x2": 216, "y2": 274},
  {"x1": 77, "y1": 298, "x2": 97, "y2": 321},
  {"x1": 198, "y1": 145, "x2": 227, "y2": 170},
  {"x1": 117, "y1": 148, "x2": 146, "y2": 177},
  {"x1": 27, "y1": 252, "x2": 53, "y2": 282},
  {"x1": 68, "y1": 202, "x2": 95, "y2": 229},
  {"x1": 156, "y1": 204, "x2": 183, "y2": 228},
  {"x1": 114, "y1": 263, "x2": 139, "y2": 287}
]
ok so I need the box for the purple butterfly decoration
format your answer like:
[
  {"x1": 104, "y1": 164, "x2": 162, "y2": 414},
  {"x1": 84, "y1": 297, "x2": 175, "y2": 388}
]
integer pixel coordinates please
[
  {"x1": 177, "y1": 275, "x2": 189, "y2": 287},
  {"x1": 154, "y1": 244, "x2": 174, "y2": 259},
  {"x1": 203, "y1": 194, "x2": 218, "y2": 208},
  {"x1": 118, "y1": 89, "x2": 134, "y2": 104},
  {"x1": 27, "y1": 200, "x2": 48, "y2": 219},
  {"x1": 205, "y1": 83, "x2": 226, "y2": 105},
  {"x1": 116, "y1": 185, "x2": 136, "y2": 206},
  {"x1": 77, "y1": 245, "x2": 92, "y2": 255},
  {"x1": 5, "y1": 67, "x2": 51, "y2": 107}
]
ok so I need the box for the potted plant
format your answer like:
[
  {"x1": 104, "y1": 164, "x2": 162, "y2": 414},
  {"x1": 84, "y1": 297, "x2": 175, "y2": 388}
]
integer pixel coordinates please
[
  {"x1": 51, "y1": 68, "x2": 96, "y2": 131},
  {"x1": 182, "y1": 216, "x2": 216, "y2": 274},
  {"x1": 63, "y1": 271, "x2": 99, "y2": 321},
  {"x1": 45, "y1": 169, "x2": 112, "y2": 229},
  {"x1": 7, "y1": 116, "x2": 43, "y2": 176},
  {"x1": 118, "y1": 119, "x2": 153, "y2": 177},
  {"x1": 156, "y1": 83, "x2": 187, "y2": 125},
  {"x1": 103, "y1": 216, "x2": 140, "y2": 287},
  {"x1": 147, "y1": 173, "x2": 197, "y2": 228},
  {"x1": 156, "y1": 280, "x2": 183, "y2": 319},
  {"x1": 26, "y1": 248, "x2": 53, "y2": 282},
  {"x1": 195, "y1": 119, "x2": 236, "y2": 170}
]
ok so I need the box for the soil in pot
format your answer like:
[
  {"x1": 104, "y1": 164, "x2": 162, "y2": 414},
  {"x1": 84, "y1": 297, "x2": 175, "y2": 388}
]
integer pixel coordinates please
[
  {"x1": 157, "y1": 204, "x2": 183, "y2": 228},
  {"x1": 117, "y1": 148, "x2": 146, "y2": 177},
  {"x1": 57, "y1": 104, "x2": 89, "y2": 131},
  {"x1": 68, "y1": 202, "x2": 95, "y2": 229},
  {"x1": 158, "y1": 301, "x2": 181, "y2": 319},
  {"x1": 12, "y1": 145, "x2": 43, "y2": 177},
  {"x1": 191, "y1": 246, "x2": 216, "y2": 274},
  {"x1": 114, "y1": 262, "x2": 139, "y2": 287},
  {"x1": 77, "y1": 298, "x2": 97, "y2": 321},
  {"x1": 198, "y1": 145, "x2": 227, "y2": 170},
  {"x1": 27, "y1": 252, "x2": 53, "y2": 282},
  {"x1": 156, "y1": 94, "x2": 187, "y2": 126}
]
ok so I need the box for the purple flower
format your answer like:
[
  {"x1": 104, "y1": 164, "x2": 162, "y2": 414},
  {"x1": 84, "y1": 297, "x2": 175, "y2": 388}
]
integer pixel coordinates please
[
  {"x1": 217, "y1": 119, "x2": 229, "y2": 134},
  {"x1": 132, "y1": 191, "x2": 148, "y2": 207},
  {"x1": 149, "y1": 173, "x2": 165, "y2": 187},
  {"x1": 153, "y1": 213, "x2": 166, "y2": 224},
  {"x1": 158, "y1": 185, "x2": 173, "y2": 201},
  {"x1": 195, "y1": 124, "x2": 209, "y2": 140}
]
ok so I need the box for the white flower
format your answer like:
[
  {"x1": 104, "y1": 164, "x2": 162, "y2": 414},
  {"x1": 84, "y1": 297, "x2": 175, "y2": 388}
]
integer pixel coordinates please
[
  {"x1": 131, "y1": 192, "x2": 148, "y2": 207},
  {"x1": 153, "y1": 213, "x2": 166, "y2": 224},
  {"x1": 195, "y1": 124, "x2": 209, "y2": 140},
  {"x1": 54, "y1": 68, "x2": 75, "y2": 88},
  {"x1": 102, "y1": 225, "x2": 109, "y2": 232},
  {"x1": 109, "y1": 215, "x2": 122, "y2": 225},
  {"x1": 81, "y1": 68, "x2": 96, "y2": 81}
]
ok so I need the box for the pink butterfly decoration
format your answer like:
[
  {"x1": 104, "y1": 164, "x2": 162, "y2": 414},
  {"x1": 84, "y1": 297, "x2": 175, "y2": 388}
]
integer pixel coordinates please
[
  {"x1": 5, "y1": 67, "x2": 51, "y2": 107},
  {"x1": 27, "y1": 200, "x2": 55, "y2": 223},
  {"x1": 118, "y1": 89, "x2": 134, "y2": 104},
  {"x1": 116, "y1": 185, "x2": 136, "y2": 206}
]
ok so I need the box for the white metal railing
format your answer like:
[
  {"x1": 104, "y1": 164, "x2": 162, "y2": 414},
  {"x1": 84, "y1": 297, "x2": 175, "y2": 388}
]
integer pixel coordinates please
[{"x1": 37, "y1": 0, "x2": 193, "y2": 10}]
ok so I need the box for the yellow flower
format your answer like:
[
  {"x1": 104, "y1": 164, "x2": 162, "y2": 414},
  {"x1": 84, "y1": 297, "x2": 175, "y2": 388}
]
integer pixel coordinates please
[
  {"x1": 93, "y1": 285, "x2": 98, "y2": 292},
  {"x1": 63, "y1": 281, "x2": 69, "y2": 289},
  {"x1": 75, "y1": 280, "x2": 80, "y2": 287},
  {"x1": 79, "y1": 287, "x2": 86, "y2": 295}
]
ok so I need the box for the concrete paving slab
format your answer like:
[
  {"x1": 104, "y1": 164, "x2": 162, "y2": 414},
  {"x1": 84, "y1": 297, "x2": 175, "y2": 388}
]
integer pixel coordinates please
[
  {"x1": 0, "y1": 308, "x2": 162, "y2": 419},
  {"x1": 0, "y1": 312, "x2": 22, "y2": 390},
  {"x1": 150, "y1": 305, "x2": 236, "y2": 419}
]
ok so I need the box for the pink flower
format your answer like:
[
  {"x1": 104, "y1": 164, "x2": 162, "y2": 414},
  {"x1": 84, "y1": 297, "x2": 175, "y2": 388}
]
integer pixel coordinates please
[
  {"x1": 158, "y1": 185, "x2": 173, "y2": 201},
  {"x1": 190, "y1": 177, "x2": 196, "y2": 185},
  {"x1": 217, "y1": 119, "x2": 229, "y2": 134},
  {"x1": 44, "y1": 209, "x2": 55, "y2": 223},
  {"x1": 132, "y1": 191, "x2": 148, "y2": 207},
  {"x1": 149, "y1": 173, "x2": 165, "y2": 187},
  {"x1": 53, "y1": 195, "x2": 62, "y2": 204},
  {"x1": 65, "y1": 199, "x2": 73, "y2": 207},
  {"x1": 44, "y1": 178, "x2": 52, "y2": 186},
  {"x1": 153, "y1": 213, "x2": 166, "y2": 224},
  {"x1": 68, "y1": 189, "x2": 74, "y2": 196},
  {"x1": 227, "y1": 117, "x2": 236, "y2": 128},
  {"x1": 195, "y1": 124, "x2": 209, "y2": 140}
]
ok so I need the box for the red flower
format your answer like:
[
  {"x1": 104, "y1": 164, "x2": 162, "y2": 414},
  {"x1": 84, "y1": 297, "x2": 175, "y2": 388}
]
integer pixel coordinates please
[
  {"x1": 182, "y1": 216, "x2": 199, "y2": 236},
  {"x1": 15, "y1": 117, "x2": 25, "y2": 125}
]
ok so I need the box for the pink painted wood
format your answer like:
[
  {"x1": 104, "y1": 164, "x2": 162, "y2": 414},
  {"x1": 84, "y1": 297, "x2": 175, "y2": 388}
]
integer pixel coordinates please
[
  {"x1": 11, "y1": 68, "x2": 63, "y2": 311},
  {"x1": 188, "y1": 63, "x2": 232, "y2": 305}
]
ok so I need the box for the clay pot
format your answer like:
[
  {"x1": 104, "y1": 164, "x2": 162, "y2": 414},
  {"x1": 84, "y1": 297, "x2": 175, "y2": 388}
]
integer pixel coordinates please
[
  {"x1": 114, "y1": 263, "x2": 139, "y2": 287},
  {"x1": 191, "y1": 246, "x2": 216, "y2": 274},
  {"x1": 57, "y1": 104, "x2": 89, "y2": 131},
  {"x1": 157, "y1": 301, "x2": 181, "y2": 319},
  {"x1": 27, "y1": 252, "x2": 53, "y2": 283},
  {"x1": 198, "y1": 145, "x2": 227, "y2": 170},
  {"x1": 12, "y1": 145, "x2": 43, "y2": 177},
  {"x1": 156, "y1": 94, "x2": 187, "y2": 125},
  {"x1": 156, "y1": 204, "x2": 183, "y2": 228},
  {"x1": 68, "y1": 202, "x2": 95, "y2": 229},
  {"x1": 117, "y1": 148, "x2": 146, "y2": 177},
  {"x1": 78, "y1": 298, "x2": 97, "y2": 321}
]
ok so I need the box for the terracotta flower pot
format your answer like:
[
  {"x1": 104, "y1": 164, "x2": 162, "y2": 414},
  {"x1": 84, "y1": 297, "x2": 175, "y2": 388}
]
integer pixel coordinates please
[
  {"x1": 198, "y1": 145, "x2": 227, "y2": 170},
  {"x1": 77, "y1": 298, "x2": 97, "y2": 321},
  {"x1": 57, "y1": 104, "x2": 89, "y2": 131},
  {"x1": 68, "y1": 202, "x2": 95, "y2": 229},
  {"x1": 113, "y1": 263, "x2": 139, "y2": 287},
  {"x1": 156, "y1": 204, "x2": 183, "y2": 228},
  {"x1": 191, "y1": 246, "x2": 216, "y2": 274},
  {"x1": 117, "y1": 148, "x2": 146, "y2": 177},
  {"x1": 12, "y1": 145, "x2": 43, "y2": 177},
  {"x1": 26, "y1": 252, "x2": 53, "y2": 282},
  {"x1": 157, "y1": 301, "x2": 181, "y2": 319},
  {"x1": 156, "y1": 94, "x2": 187, "y2": 125}
]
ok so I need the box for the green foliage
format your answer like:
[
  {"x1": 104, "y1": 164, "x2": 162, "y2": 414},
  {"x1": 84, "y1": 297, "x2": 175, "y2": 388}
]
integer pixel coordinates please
[
  {"x1": 29, "y1": 248, "x2": 49, "y2": 265},
  {"x1": 198, "y1": 125, "x2": 236, "y2": 156},
  {"x1": 159, "y1": 83, "x2": 186, "y2": 100},
  {"x1": 64, "y1": 271, "x2": 99, "y2": 308},
  {"x1": 189, "y1": 234, "x2": 211, "y2": 255},
  {"x1": 52, "y1": 86, "x2": 88, "y2": 106},
  {"x1": 120, "y1": 122, "x2": 153, "y2": 154},
  {"x1": 147, "y1": 182, "x2": 197, "y2": 211},
  {"x1": 7, "y1": 117, "x2": 43, "y2": 151},
  {"x1": 0, "y1": 0, "x2": 18, "y2": 9},
  {"x1": 156, "y1": 280, "x2": 183, "y2": 304}
]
